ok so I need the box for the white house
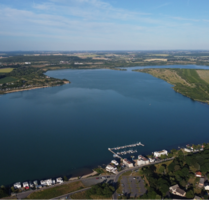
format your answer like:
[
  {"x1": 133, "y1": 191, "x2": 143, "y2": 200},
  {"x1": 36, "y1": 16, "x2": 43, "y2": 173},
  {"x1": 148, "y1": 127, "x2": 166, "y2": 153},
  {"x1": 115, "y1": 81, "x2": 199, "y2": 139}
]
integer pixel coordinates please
[
  {"x1": 40, "y1": 179, "x2": 53, "y2": 186},
  {"x1": 33, "y1": 180, "x2": 38, "y2": 186},
  {"x1": 106, "y1": 165, "x2": 118, "y2": 174},
  {"x1": 153, "y1": 150, "x2": 168, "y2": 158},
  {"x1": 25, "y1": 62, "x2": 31, "y2": 65},
  {"x1": 123, "y1": 158, "x2": 134, "y2": 168},
  {"x1": 195, "y1": 172, "x2": 202, "y2": 177},
  {"x1": 184, "y1": 148, "x2": 193, "y2": 152},
  {"x1": 169, "y1": 184, "x2": 186, "y2": 197},
  {"x1": 56, "y1": 177, "x2": 63, "y2": 184},
  {"x1": 204, "y1": 182, "x2": 209, "y2": 190},
  {"x1": 149, "y1": 158, "x2": 155, "y2": 163},
  {"x1": 22, "y1": 182, "x2": 29, "y2": 188},
  {"x1": 13, "y1": 182, "x2": 21, "y2": 189},
  {"x1": 111, "y1": 160, "x2": 119, "y2": 166},
  {"x1": 137, "y1": 155, "x2": 149, "y2": 166}
]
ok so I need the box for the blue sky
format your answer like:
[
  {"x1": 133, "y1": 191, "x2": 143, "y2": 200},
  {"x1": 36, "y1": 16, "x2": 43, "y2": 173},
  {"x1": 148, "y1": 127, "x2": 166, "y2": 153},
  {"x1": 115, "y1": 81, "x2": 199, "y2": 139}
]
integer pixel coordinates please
[{"x1": 0, "y1": 0, "x2": 209, "y2": 51}]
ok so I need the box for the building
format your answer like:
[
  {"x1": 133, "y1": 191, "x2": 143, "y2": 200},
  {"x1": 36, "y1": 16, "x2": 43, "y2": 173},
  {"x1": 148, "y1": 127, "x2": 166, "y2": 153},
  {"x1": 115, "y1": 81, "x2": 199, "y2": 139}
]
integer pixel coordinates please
[
  {"x1": 199, "y1": 178, "x2": 204, "y2": 187},
  {"x1": 40, "y1": 179, "x2": 53, "y2": 186},
  {"x1": 33, "y1": 180, "x2": 38, "y2": 186},
  {"x1": 25, "y1": 62, "x2": 31, "y2": 64},
  {"x1": 106, "y1": 164, "x2": 118, "y2": 174},
  {"x1": 111, "y1": 160, "x2": 119, "y2": 166},
  {"x1": 195, "y1": 172, "x2": 202, "y2": 177},
  {"x1": 56, "y1": 177, "x2": 63, "y2": 184},
  {"x1": 169, "y1": 184, "x2": 186, "y2": 197},
  {"x1": 137, "y1": 155, "x2": 149, "y2": 166},
  {"x1": 153, "y1": 150, "x2": 168, "y2": 158},
  {"x1": 123, "y1": 158, "x2": 134, "y2": 168},
  {"x1": 22, "y1": 182, "x2": 29, "y2": 188},
  {"x1": 184, "y1": 148, "x2": 193, "y2": 152},
  {"x1": 149, "y1": 158, "x2": 155, "y2": 163},
  {"x1": 204, "y1": 181, "x2": 209, "y2": 190},
  {"x1": 13, "y1": 182, "x2": 21, "y2": 189}
]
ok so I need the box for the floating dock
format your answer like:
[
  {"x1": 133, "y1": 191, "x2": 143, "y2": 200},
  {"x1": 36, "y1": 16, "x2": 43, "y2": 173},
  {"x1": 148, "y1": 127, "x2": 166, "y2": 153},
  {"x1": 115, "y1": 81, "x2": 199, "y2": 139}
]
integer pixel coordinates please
[{"x1": 110, "y1": 142, "x2": 144, "y2": 151}]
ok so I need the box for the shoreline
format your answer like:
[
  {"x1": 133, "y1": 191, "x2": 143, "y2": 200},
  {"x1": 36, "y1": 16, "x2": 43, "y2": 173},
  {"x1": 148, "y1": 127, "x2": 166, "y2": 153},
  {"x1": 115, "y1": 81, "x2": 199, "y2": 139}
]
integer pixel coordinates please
[{"x1": 3, "y1": 82, "x2": 70, "y2": 94}]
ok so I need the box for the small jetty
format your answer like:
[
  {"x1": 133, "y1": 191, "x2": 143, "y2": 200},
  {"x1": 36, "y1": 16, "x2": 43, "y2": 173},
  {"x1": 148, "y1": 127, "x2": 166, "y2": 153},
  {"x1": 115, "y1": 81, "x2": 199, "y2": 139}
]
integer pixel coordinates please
[{"x1": 110, "y1": 142, "x2": 144, "y2": 151}]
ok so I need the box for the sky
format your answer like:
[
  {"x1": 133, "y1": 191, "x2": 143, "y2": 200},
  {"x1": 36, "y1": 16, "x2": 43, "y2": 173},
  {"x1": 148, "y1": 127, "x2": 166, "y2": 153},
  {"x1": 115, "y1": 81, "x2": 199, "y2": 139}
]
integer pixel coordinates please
[{"x1": 0, "y1": 0, "x2": 209, "y2": 51}]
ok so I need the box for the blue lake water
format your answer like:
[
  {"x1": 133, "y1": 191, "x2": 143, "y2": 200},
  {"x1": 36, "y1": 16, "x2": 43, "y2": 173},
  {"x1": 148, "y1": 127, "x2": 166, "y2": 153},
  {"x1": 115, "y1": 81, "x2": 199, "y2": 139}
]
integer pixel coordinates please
[{"x1": 0, "y1": 65, "x2": 209, "y2": 186}]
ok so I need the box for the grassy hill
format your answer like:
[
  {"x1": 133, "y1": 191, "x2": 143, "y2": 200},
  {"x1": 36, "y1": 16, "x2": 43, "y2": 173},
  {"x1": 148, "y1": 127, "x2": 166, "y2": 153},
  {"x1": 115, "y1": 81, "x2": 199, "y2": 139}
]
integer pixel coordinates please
[{"x1": 135, "y1": 68, "x2": 209, "y2": 104}]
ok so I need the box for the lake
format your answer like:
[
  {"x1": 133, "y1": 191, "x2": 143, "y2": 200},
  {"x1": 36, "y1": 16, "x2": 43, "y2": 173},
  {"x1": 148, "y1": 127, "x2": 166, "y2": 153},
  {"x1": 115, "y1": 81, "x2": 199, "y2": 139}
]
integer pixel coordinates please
[{"x1": 1, "y1": 65, "x2": 209, "y2": 186}]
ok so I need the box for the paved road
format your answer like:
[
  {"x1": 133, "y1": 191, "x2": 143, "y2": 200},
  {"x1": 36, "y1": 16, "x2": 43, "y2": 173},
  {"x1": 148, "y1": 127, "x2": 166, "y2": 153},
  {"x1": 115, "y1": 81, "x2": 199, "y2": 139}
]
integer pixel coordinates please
[
  {"x1": 51, "y1": 187, "x2": 91, "y2": 199},
  {"x1": 113, "y1": 157, "x2": 174, "y2": 199}
]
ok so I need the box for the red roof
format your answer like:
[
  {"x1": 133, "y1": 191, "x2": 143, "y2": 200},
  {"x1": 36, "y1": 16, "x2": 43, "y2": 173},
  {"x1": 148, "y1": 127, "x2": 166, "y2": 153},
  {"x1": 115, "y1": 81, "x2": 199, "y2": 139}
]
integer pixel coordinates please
[{"x1": 196, "y1": 172, "x2": 202, "y2": 176}]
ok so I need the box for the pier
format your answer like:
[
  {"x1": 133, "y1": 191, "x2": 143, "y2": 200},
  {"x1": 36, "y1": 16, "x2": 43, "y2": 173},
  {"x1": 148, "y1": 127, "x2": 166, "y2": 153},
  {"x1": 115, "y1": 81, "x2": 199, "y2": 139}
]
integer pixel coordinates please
[
  {"x1": 108, "y1": 148, "x2": 123, "y2": 160},
  {"x1": 110, "y1": 142, "x2": 144, "y2": 151}
]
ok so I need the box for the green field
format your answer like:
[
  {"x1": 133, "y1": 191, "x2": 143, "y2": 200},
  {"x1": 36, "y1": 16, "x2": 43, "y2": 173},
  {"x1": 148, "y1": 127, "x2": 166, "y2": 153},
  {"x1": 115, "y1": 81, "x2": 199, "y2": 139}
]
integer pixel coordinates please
[
  {"x1": 26, "y1": 181, "x2": 85, "y2": 199},
  {"x1": 0, "y1": 68, "x2": 13, "y2": 73},
  {"x1": 0, "y1": 77, "x2": 17, "y2": 84}
]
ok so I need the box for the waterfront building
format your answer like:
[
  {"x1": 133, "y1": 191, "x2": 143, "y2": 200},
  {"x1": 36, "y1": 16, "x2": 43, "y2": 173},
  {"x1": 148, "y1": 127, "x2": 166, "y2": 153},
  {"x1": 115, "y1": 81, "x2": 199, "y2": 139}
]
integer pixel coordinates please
[
  {"x1": 13, "y1": 182, "x2": 21, "y2": 189},
  {"x1": 33, "y1": 180, "x2": 38, "y2": 186},
  {"x1": 169, "y1": 184, "x2": 186, "y2": 197},
  {"x1": 123, "y1": 158, "x2": 134, "y2": 168},
  {"x1": 106, "y1": 164, "x2": 118, "y2": 174},
  {"x1": 111, "y1": 160, "x2": 119, "y2": 166},
  {"x1": 137, "y1": 155, "x2": 149, "y2": 166},
  {"x1": 204, "y1": 181, "x2": 209, "y2": 190},
  {"x1": 40, "y1": 179, "x2": 53, "y2": 186},
  {"x1": 56, "y1": 177, "x2": 63, "y2": 184},
  {"x1": 22, "y1": 182, "x2": 29, "y2": 188},
  {"x1": 149, "y1": 158, "x2": 155, "y2": 163},
  {"x1": 153, "y1": 150, "x2": 168, "y2": 157}
]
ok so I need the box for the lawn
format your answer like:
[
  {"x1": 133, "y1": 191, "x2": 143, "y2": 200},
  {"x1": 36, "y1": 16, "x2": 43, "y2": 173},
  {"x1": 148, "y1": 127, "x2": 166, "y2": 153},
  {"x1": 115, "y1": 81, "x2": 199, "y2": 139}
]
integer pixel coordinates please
[
  {"x1": 0, "y1": 77, "x2": 17, "y2": 84},
  {"x1": 0, "y1": 68, "x2": 13, "y2": 73},
  {"x1": 26, "y1": 181, "x2": 85, "y2": 199},
  {"x1": 70, "y1": 191, "x2": 112, "y2": 200}
]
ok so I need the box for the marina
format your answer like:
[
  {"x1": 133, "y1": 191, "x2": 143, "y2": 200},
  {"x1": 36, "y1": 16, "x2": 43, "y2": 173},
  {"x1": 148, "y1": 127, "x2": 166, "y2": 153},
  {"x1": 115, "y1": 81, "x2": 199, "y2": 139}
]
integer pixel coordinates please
[{"x1": 108, "y1": 142, "x2": 144, "y2": 158}]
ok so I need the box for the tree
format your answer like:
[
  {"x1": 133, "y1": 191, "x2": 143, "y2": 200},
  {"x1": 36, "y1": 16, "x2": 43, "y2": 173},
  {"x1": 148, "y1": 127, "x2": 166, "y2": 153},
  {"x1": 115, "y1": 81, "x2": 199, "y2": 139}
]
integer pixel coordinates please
[
  {"x1": 159, "y1": 165, "x2": 166, "y2": 174},
  {"x1": 63, "y1": 176, "x2": 68, "y2": 181},
  {"x1": 186, "y1": 189, "x2": 194, "y2": 199}
]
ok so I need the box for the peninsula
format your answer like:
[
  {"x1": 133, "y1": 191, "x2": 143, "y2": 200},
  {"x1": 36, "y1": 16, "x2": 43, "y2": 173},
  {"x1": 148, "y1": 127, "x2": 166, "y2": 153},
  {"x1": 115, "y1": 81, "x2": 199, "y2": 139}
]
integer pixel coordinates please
[{"x1": 135, "y1": 68, "x2": 209, "y2": 104}]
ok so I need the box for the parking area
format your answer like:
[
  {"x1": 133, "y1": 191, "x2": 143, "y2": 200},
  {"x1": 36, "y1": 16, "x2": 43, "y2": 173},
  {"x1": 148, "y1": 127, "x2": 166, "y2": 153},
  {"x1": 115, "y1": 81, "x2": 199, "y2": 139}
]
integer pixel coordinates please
[{"x1": 120, "y1": 176, "x2": 146, "y2": 198}]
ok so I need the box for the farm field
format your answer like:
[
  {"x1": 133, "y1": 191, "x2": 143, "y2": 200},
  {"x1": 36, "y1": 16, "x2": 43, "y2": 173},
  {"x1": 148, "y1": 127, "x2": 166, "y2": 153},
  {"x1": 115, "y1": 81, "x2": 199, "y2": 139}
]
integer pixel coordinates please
[
  {"x1": 0, "y1": 68, "x2": 13, "y2": 73},
  {"x1": 0, "y1": 77, "x2": 17, "y2": 84}
]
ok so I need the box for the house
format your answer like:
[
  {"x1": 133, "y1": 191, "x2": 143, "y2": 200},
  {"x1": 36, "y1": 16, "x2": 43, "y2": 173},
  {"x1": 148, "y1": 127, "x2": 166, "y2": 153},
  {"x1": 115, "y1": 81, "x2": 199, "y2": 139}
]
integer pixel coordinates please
[
  {"x1": 195, "y1": 172, "x2": 202, "y2": 177},
  {"x1": 40, "y1": 179, "x2": 53, "y2": 186},
  {"x1": 25, "y1": 62, "x2": 31, "y2": 64},
  {"x1": 149, "y1": 158, "x2": 155, "y2": 163},
  {"x1": 204, "y1": 181, "x2": 209, "y2": 190},
  {"x1": 169, "y1": 184, "x2": 186, "y2": 197},
  {"x1": 29, "y1": 181, "x2": 34, "y2": 188},
  {"x1": 106, "y1": 164, "x2": 118, "y2": 174},
  {"x1": 184, "y1": 148, "x2": 193, "y2": 152},
  {"x1": 56, "y1": 177, "x2": 63, "y2": 184},
  {"x1": 33, "y1": 180, "x2": 38, "y2": 186},
  {"x1": 111, "y1": 160, "x2": 119, "y2": 166},
  {"x1": 123, "y1": 158, "x2": 134, "y2": 168},
  {"x1": 194, "y1": 196, "x2": 202, "y2": 200},
  {"x1": 22, "y1": 182, "x2": 29, "y2": 188},
  {"x1": 137, "y1": 155, "x2": 149, "y2": 166},
  {"x1": 199, "y1": 178, "x2": 204, "y2": 187},
  {"x1": 13, "y1": 182, "x2": 21, "y2": 189},
  {"x1": 153, "y1": 150, "x2": 168, "y2": 158}
]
